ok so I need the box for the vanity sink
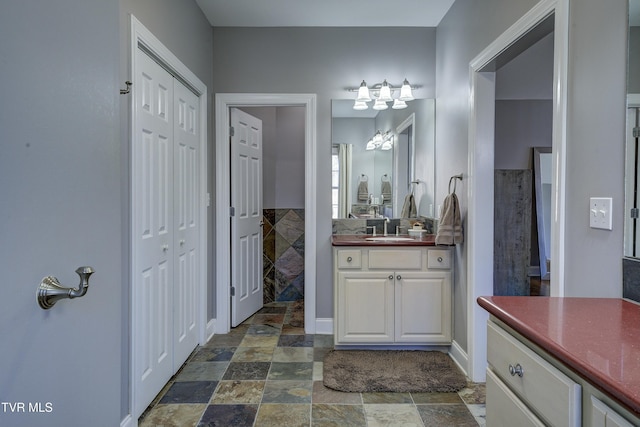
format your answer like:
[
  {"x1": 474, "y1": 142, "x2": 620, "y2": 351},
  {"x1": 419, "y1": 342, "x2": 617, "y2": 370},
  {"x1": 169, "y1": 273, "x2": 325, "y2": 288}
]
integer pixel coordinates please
[{"x1": 365, "y1": 236, "x2": 416, "y2": 242}]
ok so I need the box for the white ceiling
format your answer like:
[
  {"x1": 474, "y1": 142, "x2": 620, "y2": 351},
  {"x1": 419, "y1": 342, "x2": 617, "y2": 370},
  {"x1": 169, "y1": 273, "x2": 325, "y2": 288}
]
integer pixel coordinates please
[{"x1": 195, "y1": 0, "x2": 456, "y2": 27}]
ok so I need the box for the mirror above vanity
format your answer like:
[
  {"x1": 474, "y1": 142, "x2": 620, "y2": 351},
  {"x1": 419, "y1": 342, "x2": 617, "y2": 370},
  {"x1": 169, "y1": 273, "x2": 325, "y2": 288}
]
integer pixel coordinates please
[{"x1": 331, "y1": 98, "x2": 435, "y2": 221}]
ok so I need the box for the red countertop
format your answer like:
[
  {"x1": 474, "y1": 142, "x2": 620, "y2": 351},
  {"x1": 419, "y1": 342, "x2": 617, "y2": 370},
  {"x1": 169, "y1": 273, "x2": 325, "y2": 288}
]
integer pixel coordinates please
[
  {"x1": 477, "y1": 296, "x2": 640, "y2": 417},
  {"x1": 331, "y1": 234, "x2": 437, "y2": 246}
]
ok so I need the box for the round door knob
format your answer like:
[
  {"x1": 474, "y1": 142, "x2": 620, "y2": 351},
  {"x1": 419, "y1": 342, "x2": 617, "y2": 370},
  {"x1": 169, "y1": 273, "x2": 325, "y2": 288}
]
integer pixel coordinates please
[{"x1": 347, "y1": 256, "x2": 353, "y2": 262}]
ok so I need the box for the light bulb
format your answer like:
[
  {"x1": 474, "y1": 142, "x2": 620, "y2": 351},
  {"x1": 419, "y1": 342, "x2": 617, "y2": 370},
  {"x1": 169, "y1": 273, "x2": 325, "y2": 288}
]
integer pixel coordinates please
[
  {"x1": 356, "y1": 80, "x2": 371, "y2": 102},
  {"x1": 399, "y1": 79, "x2": 414, "y2": 101},
  {"x1": 378, "y1": 80, "x2": 393, "y2": 103}
]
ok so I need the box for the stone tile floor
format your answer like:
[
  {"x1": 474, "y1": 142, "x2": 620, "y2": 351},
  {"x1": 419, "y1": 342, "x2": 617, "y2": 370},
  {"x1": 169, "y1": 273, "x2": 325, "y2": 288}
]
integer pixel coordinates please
[{"x1": 139, "y1": 302, "x2": 486, "y2": 426}]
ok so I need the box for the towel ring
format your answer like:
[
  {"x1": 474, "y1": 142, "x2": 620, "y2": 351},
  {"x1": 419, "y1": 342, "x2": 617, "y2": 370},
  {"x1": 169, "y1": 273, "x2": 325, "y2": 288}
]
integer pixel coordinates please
[{"x1": 448, "y1": 174, "x2": 463, "y2": 194}]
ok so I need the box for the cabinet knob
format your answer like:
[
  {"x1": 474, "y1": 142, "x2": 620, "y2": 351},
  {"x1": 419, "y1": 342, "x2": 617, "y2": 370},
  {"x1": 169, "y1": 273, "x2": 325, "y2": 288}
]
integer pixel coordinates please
[
  {"x1": 509, "y1": 363, "x2": 524, "y2": 377},
  {"x1": 347, "y1": 256, "x2": 353, "y2": 262},
  {"x1": 389, "y1": 275, "x2": 394, "y2": 280},
  {"x1": 396, "y1": 275, "x2": 402, "y2": 280},
  {"x1": 161, "y1": 244, "x2": 169, "y2": 252},
  {"x1": 438, "y1": 256, "x2": 443, "y2": 263}
]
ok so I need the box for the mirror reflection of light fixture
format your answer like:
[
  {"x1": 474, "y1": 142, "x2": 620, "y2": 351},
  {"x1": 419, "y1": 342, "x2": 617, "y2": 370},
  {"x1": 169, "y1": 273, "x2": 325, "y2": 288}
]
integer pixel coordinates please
[
  {"x1": 353, "y1": 100, "x2": 368, "y2": 110},
  {"x1": 366, "y1": 130, "x2": 393, "y2": 151},
  {"x1": 392, "y1": 99, "x2": 407, "y2": 110},
  {"x1": 349, "y1": 79, "x2": 418, "y2": 110}
]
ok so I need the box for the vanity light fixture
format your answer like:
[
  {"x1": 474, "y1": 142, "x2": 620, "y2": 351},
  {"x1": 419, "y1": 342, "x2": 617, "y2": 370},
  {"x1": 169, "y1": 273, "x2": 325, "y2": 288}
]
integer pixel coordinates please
[{"x1": 349, "y1": 79, "x2": 418, "y2": 110}]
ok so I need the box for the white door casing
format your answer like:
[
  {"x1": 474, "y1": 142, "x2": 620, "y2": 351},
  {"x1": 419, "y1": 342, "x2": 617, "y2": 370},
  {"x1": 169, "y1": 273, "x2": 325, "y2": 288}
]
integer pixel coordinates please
[
  {"x1": 466, "y1": 0, "x2": 568, "y2": 382},
  {"x1": 230, "y1": 108, "x2": 264, "y2": 327},
  {"x1": 130, "y1": 16, "x2": 208, "y2": 422},
  {"x1": 215, "y1": 94, "x2": 317, "y2": 335}
]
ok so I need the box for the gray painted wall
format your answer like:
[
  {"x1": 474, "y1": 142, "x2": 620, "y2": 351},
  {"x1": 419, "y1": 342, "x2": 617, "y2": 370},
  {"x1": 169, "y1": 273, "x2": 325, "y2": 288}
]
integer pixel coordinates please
[
  {"x1": 495, "y1": 100, "x2": 553, "y2": 169},
  {"x1": 564, "y1": 0, "x2": 627, "y2": 296},
  {"x1": 0, "y1": 1, "x2": 122, "y2": 426},
  {"x1": 242, "y1": 106, "x2": 306, "y2": 209},
  {"x1": 213, "y1": 27, "x2": 437, "y2": 318}
]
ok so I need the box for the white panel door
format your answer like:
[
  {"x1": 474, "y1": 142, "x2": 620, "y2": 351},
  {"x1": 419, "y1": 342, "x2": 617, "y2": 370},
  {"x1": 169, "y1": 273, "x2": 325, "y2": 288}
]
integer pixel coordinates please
[
  {"x1": 133, "y1": 51, "x2": 174, "y2": 416},
  {"x1": 231, "y1": 108, "x2": 263, "y2": 327},
  {"x1": 133, "y1": 51, "x2": 201, "y2": 417},
  {"x1": 172, "y1": 80, "x2": 200, "y2": 369}
]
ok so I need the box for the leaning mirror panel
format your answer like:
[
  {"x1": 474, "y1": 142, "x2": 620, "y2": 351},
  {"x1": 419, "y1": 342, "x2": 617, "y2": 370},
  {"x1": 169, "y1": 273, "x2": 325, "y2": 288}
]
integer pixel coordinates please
[{"x1": 624, "y1": 0, "x2": 640, "y2": 258}]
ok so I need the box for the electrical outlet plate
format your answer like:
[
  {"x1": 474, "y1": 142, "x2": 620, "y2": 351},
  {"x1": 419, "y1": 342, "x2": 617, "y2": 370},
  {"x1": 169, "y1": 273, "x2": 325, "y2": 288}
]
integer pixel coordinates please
[{"x1": 589, "y1": 197, "x2": 613, "y2": 230}]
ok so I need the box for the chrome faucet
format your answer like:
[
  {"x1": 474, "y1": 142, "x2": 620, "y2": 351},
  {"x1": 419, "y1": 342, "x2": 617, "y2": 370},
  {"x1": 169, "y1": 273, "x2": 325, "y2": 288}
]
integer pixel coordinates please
[{"x1": 382, "y1": 217, "x2": 390, "y2": 236}]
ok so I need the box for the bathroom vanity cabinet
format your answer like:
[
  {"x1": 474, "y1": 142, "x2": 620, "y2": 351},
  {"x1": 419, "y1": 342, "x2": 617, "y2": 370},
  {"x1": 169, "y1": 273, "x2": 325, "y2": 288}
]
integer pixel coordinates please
[
  {"x1": 333, "y1": 245, "x2": 452, "y2": 346},
  {"x1": 478, "y1": 297, "x2": 640, "y2": 427}
]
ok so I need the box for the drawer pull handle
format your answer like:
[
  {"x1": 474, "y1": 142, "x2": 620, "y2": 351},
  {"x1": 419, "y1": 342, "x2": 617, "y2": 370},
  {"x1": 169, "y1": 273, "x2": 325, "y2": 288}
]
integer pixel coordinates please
[
  {"x1": 438, "y1": 256, "x2": 443, "y2": 262},
  {"x1": 509, "y1": 363, "x2": 524, "y2": 377},
  {"x1": 347, "y1": 256, "x2": 353, "y2": 262},
  {"x1": 389, "y1": 275, "x2": 394, "y2": 280}
]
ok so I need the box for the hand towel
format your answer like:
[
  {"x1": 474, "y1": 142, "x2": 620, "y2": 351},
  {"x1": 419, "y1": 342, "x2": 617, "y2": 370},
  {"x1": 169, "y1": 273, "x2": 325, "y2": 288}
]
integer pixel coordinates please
[
  {"x1": 436, "y1": 192, "x2": 463, "y2": 245},
  {"x1": 357, "y1": 180, "x2": 369, "y2": 202},
  {"x1": 381, "y1": 180, "x2": 392, "y2": 202},
  {"x1": 401, "y1": 193, "x2": 417, "y2": 218}
]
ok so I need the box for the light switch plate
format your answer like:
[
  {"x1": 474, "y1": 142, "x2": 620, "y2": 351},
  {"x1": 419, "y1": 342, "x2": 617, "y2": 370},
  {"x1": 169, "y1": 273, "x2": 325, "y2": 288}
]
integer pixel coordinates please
[{"x1": 589, "y1": 197, "x2": 613, "y2": 230}]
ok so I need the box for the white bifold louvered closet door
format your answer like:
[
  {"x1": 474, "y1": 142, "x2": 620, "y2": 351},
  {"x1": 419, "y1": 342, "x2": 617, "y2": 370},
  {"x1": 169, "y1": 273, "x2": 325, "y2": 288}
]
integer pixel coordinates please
[{"x1": 132, "y1": 50, "x2": 200, "y2": 417}]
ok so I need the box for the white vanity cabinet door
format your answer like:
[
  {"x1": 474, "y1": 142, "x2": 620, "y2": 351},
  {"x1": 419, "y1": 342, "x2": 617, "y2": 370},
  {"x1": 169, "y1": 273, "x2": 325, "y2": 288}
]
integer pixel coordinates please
[
  {"x1": 590, "y1": 396, "x2": 635, "y2": 427},
  {"x1": 395, "y1": 271, "x2": 451, "y2": 343},
  {"x1": 335, "y1": 271, "x2": 394, "y2": 343}
]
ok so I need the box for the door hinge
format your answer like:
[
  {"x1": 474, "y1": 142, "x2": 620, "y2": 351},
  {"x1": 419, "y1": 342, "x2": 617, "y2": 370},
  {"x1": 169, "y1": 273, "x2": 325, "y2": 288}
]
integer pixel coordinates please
[
  {"x1": 230, "y1": 206, "x2": 235, "y2": 217},
  {"x1": 230, "y1": 126, "x2": 235, "y2": 137},
  {"x1": 631, "y1": 208, "x2": 639, "y2": 219},
  {"x1": 230, "y1": 286, "x2": 235, "y2": 296}
]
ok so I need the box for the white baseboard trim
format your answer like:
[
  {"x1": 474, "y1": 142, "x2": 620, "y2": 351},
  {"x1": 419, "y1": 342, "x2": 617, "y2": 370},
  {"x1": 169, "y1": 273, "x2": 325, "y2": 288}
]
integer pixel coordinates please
[
  {"x1": 315, "y1": 318, "x2": 333, "y2": 335},
  {"x1": 120, "y1": 414, "x2": 134, "y2": 427},
  {"x1": 206, "y1": 318, "x2": 216, "y2": 343},
  {"x1": 449, "y1": 339, "x2": 470, "y2": 378}
]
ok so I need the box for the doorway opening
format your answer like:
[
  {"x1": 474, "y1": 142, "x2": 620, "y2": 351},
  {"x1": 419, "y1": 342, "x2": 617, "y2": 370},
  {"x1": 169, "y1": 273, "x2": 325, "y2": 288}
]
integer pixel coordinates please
[
  {"x1": 465, "y1": 0, "x2": 568, "y2": 382},
  {"x1": 215, "y1": 94, "x2": 317, "y2": 335}
]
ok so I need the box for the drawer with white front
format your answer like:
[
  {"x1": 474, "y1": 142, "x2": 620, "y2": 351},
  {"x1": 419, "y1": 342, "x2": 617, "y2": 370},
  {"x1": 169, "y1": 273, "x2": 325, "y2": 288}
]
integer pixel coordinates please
[
  {"x1": 336, "y1": 249, "x2": 362, "y2": 269},
  {"x1": 368, "y1": 249, "x2": 423, "y2": 270},
  {"x1": 427, "y1": 249, "x2": 451, "y2": 269},
  {"x1": 487, "y1": 320, "x2": 581, "y2": 427}
]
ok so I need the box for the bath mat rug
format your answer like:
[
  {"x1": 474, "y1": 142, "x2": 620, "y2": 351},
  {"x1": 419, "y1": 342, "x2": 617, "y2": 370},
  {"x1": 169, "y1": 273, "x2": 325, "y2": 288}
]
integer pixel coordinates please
[
  {"x1": 323, "y1": 350, "x2": 467, "y2": 393},
  {"x1": 288, "y1": 299, "x2": 304, "y2": 328}
]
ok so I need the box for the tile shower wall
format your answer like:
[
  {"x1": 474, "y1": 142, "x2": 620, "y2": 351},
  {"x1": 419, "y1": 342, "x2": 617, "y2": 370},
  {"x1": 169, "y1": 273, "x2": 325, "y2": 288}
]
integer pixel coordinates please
[{"x1": 263, "y1": 209, "x2": 305, "y2": 303}]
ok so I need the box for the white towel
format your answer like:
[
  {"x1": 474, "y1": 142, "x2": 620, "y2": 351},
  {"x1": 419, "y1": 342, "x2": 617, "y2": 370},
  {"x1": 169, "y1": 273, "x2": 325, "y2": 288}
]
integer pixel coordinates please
[
  {"x1": 381, "y1": 180, "x2": 392, "y2": 202},
  {"x1": 357, "y1": 180, "x2": 369, "y2": 202},
  {"x1": 436, "y1": 192, "x2": 463, "y2": 245},
  {"x1": 400, "y1": 194, "x2": 417, "y2": 218}
]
